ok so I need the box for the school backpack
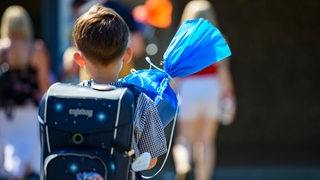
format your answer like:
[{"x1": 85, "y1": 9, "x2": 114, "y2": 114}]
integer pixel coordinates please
[{"x1": 38, "y1": 82, "x2": 135, "y2": 180}]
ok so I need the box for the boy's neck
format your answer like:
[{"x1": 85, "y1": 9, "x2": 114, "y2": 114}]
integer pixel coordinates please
[
  {"x1": 91, "y1": 73, "x2": 118, "y2": 84},
  {"x1": 89, "y1": 67, "x2": 119, "y2": 84},
  {"x1": 83, "y1": 56, "x2": 123, "y2": 84}
]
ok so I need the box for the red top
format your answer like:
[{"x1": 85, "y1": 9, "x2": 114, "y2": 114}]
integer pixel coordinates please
[{"x1": 190, "y1": 64, "x2": 217, "y2": 77}]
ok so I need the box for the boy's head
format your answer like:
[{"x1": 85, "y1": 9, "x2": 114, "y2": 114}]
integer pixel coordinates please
[{"x1": 72, "y1": 4, "x2": 130, "y2": 66}]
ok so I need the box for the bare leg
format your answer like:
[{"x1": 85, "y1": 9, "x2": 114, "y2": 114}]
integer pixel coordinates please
[
  {"x1": 173, "y1": 120, "x2": 198, "y2": 180},
  {"x1": 193, "y1": 119, "x2": 219, "y2": 180}
]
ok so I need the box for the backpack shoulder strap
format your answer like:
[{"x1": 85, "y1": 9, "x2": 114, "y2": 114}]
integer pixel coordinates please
[{"x1": 125, "y1": 83, "x2": 142, "y2": 105}]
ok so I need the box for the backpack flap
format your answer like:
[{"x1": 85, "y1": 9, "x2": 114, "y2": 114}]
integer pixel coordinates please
[{"x1": 42, "y1": 83, "x2": 134, "y2": 153}]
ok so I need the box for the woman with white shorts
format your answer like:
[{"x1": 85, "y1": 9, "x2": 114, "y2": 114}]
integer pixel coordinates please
[
  {"x1": 173, "y1": 1, "x2": 236, "y2": 179},
  {"x1": 173, "y1": 62, "x2": 236, "y2": 180}
]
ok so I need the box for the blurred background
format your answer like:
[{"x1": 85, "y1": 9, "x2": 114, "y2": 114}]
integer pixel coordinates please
[{"x1": 1, "y1": 0, "x2": 320, "y2": 179}]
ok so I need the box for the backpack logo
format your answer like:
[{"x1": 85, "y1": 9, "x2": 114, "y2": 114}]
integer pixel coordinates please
[{"x1": 69, "y1": 108, "x2": 93, "y2": 117}]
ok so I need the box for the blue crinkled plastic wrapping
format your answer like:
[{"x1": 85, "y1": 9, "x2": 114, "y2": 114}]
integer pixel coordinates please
[
  {"x1": 163, "y1": 18, "x2": 231, "y2": 77},
  {"x1": 120, "y1": 18, "x2": 231, "y2": 126}
]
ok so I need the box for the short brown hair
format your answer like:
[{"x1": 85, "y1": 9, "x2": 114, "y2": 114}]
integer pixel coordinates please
[{"x1": 73, "y1": 4, "x2": 129, "y2": 65}]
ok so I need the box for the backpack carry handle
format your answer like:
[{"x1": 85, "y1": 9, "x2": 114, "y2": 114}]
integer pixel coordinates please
[{"x1": 91, "y1": 83, "x2": 116, "y2": 91}]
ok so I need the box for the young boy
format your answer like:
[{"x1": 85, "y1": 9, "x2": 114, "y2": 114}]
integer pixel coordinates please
[{"x1": 72, "y1": 4, "x2": 167, "y2": 171}]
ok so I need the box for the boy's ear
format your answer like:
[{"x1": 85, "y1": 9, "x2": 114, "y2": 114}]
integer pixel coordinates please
[
  {"x1": 73, "y1": 51, "x2": 86, "y2": 67},
  {"x1": 123, "y1": 47, "x2": 133, "y2": 64}
]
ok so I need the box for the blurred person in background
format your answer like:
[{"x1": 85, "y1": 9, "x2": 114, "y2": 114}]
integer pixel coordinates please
[
  {"x1": 172, "y1": 1, "x2": 236, "y2": 180},
  {"x1": 60, "y1": 46, "x2": 80, "y2": 83},
  {"x1": 60, "y1": 0, "x2": 87, "y2": 83},
  {"x1": 0, "y1": 5, "x2": 51, "y2": 180},
  {"x1": 132, "y1": 0, "x2": 172, "y2": 58},
  {"x1": 68, "y1": 0, "x2": 87, "y2": 46}
]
